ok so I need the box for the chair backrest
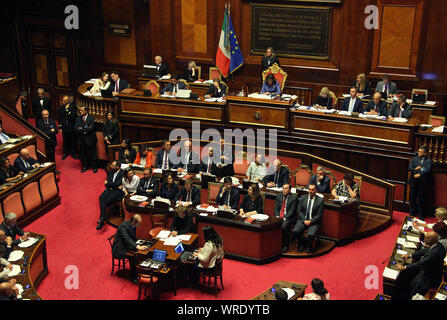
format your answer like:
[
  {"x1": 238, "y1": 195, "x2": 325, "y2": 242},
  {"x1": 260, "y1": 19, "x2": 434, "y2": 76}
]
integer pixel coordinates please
[
  {"x1": 262, "y1": 63, "x2": 288, "y2": 91},
  {"x1": 7, "y1": 153, "x2": 19, "y2": 166},
  {"x1": 325, "y1": 170, "x2": 338, "y2": 190},
  {"x1": 39, "y1": 172, "x2": 59, "y2": 202},
  {"x1": 3, "y1": 192, "x2": 25, "y2": 219},
  {"x1": 179, "y1": 79, "x2": 189, "y2": 90},
  {"x1": 354, "y1": 175, "x2": 362, "y2": 197},
  {"x1": 107, "y1": 234, "x2": 115, "y2": 249},
  {"x1": 208, "y1": 182, "x2": 223, "y2": 204},
  {"x1": 293, "y1": 164, "x2": 313, "y2": 187},
  {"x1": 195, "y1": 66, "x2": 202, "y2": 80},
  {"x1": 429, "y1": 115, "x2": 445, "y2": 127},
  {"x1": 282, "y1": 164, "x2": 292, "y2": 185},
  {"x1": 209, "y1": 67, "x2": 221, "y2": 81},
  {"x1": 150, "y1": 213, "x2": 167, "y2": 229},
  {"x1": 145, "y1": 80, "x2": 160, "y2": 96},
  {"x1": 233, "y1": 160, "x2": 250, "y2": 176}
]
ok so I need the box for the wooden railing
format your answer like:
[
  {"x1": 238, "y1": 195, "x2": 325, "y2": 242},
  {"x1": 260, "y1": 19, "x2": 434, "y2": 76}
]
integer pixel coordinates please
[{"x1": 76, "y1": 83, "x2": 119, "y2": 123}]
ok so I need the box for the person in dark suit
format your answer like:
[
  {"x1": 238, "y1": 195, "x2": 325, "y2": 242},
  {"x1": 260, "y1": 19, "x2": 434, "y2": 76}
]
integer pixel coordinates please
[
  {"x1": 170, "y1": 206, "x2": 195, "y2": 236},
  {"x1": 118, "y1": 138, "x2": 137, "y2": 164},
  {"x1": 112, "y1": 215, "x2": 149, "y2": 284},
  {"x1": 313, "y1": 87, "x2": 333, "y2": 109},
  {"x1": 154, "y1": 56, "x2": 170, "y2": 79},
  {"x1": 110, "y1": 71, "x2": 129, "y2": 97},
  {"x1": 216, "y1": 176, "x2": 240, "y2": 211},
  {"x1": 175, "y1": 180, "x2": 201, "y2": 207},
  {"x1": 102, "y1": 111, "x2": 119, "y2": 151},
  {"x1": 264, "y1": 159, "x2": 289, "y2": 188},
  {"x1": 136, "y1": 167, "x2": 159, "y2": 198},
  {"x1": 293, "y1": 184, "x2": 325, "y2": 253},
  {"x1": 364, "y1": 92, "x2": 388, "y2": 117},
  {"x1": 216, "y1": 138, "x2": 234, "y2": 177},
  {"x1": 389, "y1": 95, "x2": 412, "y2": 119},
  {"x1": 0, "y1": 279, "x2": 20, "y2": 300},
  {"x1": 352, "y1": 73, "x2": 371, "y2": 96},
  {"x1": 174, "y1": 140, "x2": 199, "y2": 173},
  {"x1": 17, "y1": 91, "x2": 29, "y2": 120},
  {"x1": 0, "y1": 212, "x2": 29, "y2": 246},
  {"x1": 341, "y1": 87, "x2": 364, "y2": 113},
  {"x1": 239, "y1": 183, "x2": 264, "y2": 217},
  {"x1": 376, "y1": 74, "x2": 397, "y2": 98},
  {"x1": 408, "y1": 146, "x2": 432, "y2": 220},
  {"x1": 156, "y1": 139, "x2": 174, "y2": 170},
  {"x1": 32, "y1": 88, "x2": 51, "y2": 120},
  {"x1": 200, "y1": 147, "x2": 218, "y2": 176},
  {"x1": 160, "y1": 74, "x2": 187, "y2": 95},
  {"x1": 183, "y1": 61, "x2": 199, "y2": 82},
  {"x1": 307, "y1": 166, "x2": 331, "y2": 194},
  {"x1": 0, "y1": 230, "x2": 12, "y2": 260},
  {"x1": 36, "y1": 109, "x2": 58, "y2": 162},
  {"x1": 14, "y1": 148, "x2": 40, "y2": 173},
  {"x1": 97, "y1": 160, "x2": 125, "y2": 230},
  {"x1": 261, "y1": 47, "x2": 280, "y2": 71},
  {"x1": 274, "y1": 184, "x2": 298, "y2": 253},
  {"x1": 75, "y1": 106, "x2": 98, "y2": 173},
  {"x1": 58, "y1": 95, "x2": 77, "y2": 160},
  {"x1": 0, "y1": 157, "x2": 22, "y2": 185},
  {"x1": 159, "y1": 173, "x2": 179, "y2": 201},
  {"x1": 393, "y1": 231, "x2": 446, "y2": 300},
  {"x1": 205, "y1": 79, "x2": 227, "y2": 98}
]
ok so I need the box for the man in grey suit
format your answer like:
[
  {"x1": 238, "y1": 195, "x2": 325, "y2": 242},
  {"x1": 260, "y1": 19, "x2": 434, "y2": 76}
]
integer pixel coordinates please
[
  {"x1": 293, "y1": 184, "x2": 325, "y2": 253},
  {"x1": 274, "y1": 184, "x2": 298, "y2": 253},
  {"x1": 376, "y1": 74, "x2": 397, "y2": 98},
  {"x1": 112, "y1": 215, "x2": 148, "y2": 284},
  {"x1": 389, "y1": 95, "x2": 412, "y2": 119}
]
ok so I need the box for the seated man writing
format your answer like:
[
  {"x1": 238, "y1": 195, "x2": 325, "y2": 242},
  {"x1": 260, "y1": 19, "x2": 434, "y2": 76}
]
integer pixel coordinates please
[
  {"x1": 170, "y1": 206, "x2": 195, "y2": 236},
  {"x1": 14, "y1": 148, "x2": 40, "y2": 173}
]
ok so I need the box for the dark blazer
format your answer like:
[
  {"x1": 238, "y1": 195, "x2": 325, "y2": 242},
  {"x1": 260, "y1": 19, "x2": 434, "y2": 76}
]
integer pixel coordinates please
[
  {"x1": 174, "y1": 150, "x2": 200, "y2": 173},
  {"x1": 156, "y1": 149, "x2": 174, "y2": 169},
  {"x1": 183, "y1": 69, "x2": 198, "y2": 82},
  {"x1": 297, "y1": 195, "x2": 324, "y2": 227},
  {"x1": 75, "y1": 114, "x2": 97, "y2": 146},
  {"x1": 341, "y1": 97, "x2": 364, "y2": 113},
  {"x1": 105, "y1": 169, "x2": 125, "y2": 191},
  {"x1": 353, "y1": 80, "x2": 371, "y2": 96},
  {"x1": 216, "y1": 147, "x2": 235, "y2": 177},
  {"x1": 14, "y1": 156, "x2": 38, "y2": 173},
  {"x1": 112, "y1": 220, "x2": 137, "y2": 259},
  {"x1": 110, "y1": 79, "x2": 129, "y2": 93},
  {"x1": 32, "y1": 97, "x2": 51, "y2": 119},
  {"x1": 0, "y1": 222, "x2": 25, "y2": 246},
  {"x1": 388, "y1": 102, "x2": 412, "y2": 119},
  {"x1": 263, "y1": 167, "x2": 290, "y2": 187},
  {"x1": 170, "y1": 212, "x2": 195, "y2": 235},
  {"x1": 159, "y1": 183, "x2": 179, "y2": 201},
  {"x1": 274, "y1": 193, "x2": 298, "y2": 222},
  {"x1": 102, "y1": 120, "x2": 119, "y2": 145},
  {"x1": 0, "y1": 243, "x2": 11, "y2": 259},
  {"x1": 376, "y1": 81, "x2": 397, "y2": 95},
  {"x1": 137, "y1": 177, "x2": 159, "y2": 197},
  {"x1": 175, "y1": 185, "x2": 201, "y2": 206},
  {"x1": 58, "y1": 104, "x2": 76, "y2": 133},
  {"x1": 308, "y1": 174, "x2": 331, "y2": 194},
  {"x1": 406, "y1": 243, "x2": 446, "y2": 291},
  {"x1": 161, "y1": 81, "x2": 187, "y2": 94},
  {"x1": 262, "y1": 56, "x2": 280, "y2": 71},
  {"x1": 0, "y1": 166, "x2": 20, "y2": 185},
  {"x1": 200, "y1": 155, "x2": 218, "y2": 176},
  {"x1": 205, "y1": 83, "x2": 227, "y2": 98},
  {"x1": 314, "y1": 96, "x2": 333, "y2": 109},
  {"x1": 240, "y1": 194, "x2": 263, "y2": 214},
  {"x1": 119, "y1": 148, "x2": 137, "y2": 164},
  {"x1": 36, "y1": 118, "x2": 58, "y2": 146},
  {"x1": 216, "y1": 186, "x2": 240, "y2": 211},
  {"x1": 364, "y1": 100, "x2": 388, "y2": 117},
  {"x1": 408, "y1": 156, "x2": 432, "y2": 186},
  {"x1": 156, "y1": 62, "x2": 170, "y2": 78}
]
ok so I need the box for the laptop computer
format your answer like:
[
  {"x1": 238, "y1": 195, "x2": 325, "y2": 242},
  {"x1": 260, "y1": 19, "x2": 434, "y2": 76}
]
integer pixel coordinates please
[
  {"x1": 175, "y1": 242, "x2": 196, "y2": 262},
  {"x1": 143, "y1": 65, "x2": 158, "y2": 78},
  {"x1": 150, "y1": 249, "x2": 167, "y2": 269},
  {"x1": 100, "y1": 89, "x2": 113, "y2": 98}
]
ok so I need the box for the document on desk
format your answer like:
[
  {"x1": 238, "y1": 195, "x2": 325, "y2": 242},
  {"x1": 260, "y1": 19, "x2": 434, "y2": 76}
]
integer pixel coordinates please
[
  {"x1": 153, "y1": 168, "x2": 163, "y2": 174},
  {"x1": 282, "y1": 288, "x2": 296, "y2": 300},
  {"x1": 177, "y1": 234, "x2": 191, "y2": 241},
  {"x1": 383, "y1": 267, "x2": 399, "y2": 280},
  {"x1": 396, "y1": 249, "x2": 408, "y2": 256},
  {"x1": 403, "y1": 241, "x2": 417, "y2": 249},
  {"x1": 204, "y1": 98, "x2": 218, "y2": 102},
  {"x1": 8, "y1": 250, "x2": 24, "y2": 262},
  {"x1": 266, "y1": 187, "x2": 282, "y2": 192},
  {"x1": 435, "y1": 293, "x2": 447, "y2": 300},
  {"x1": 396, "y1": 237, "x2": 406, "y2": 245},
  {"x1": 7, "y1": 265, "x2": 21, "y2": 277},
  {"x1": 164, "y1": 236, "x2": 181, "y2": 246},
  {"x1": 406, "y1": 235, "x2": 420, "y2": 243},
  {"x1": 156, "y1": 230, "x2": 171, "y2": 239},
  {"x1": 18, "y1": 237, "x2": 38, "y2": 248}
]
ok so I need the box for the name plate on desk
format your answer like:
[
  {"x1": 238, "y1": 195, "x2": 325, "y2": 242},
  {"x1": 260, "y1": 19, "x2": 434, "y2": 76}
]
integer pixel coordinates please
[{"x1": 251, "y1": 4, "x2": 332, "y2": 60}]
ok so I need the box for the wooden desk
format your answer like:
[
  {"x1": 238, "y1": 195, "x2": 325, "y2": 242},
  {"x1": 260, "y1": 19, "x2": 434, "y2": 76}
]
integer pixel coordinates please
[
  {"x1": 0, "y1": 135, "x2": 37, "y2": 159},
  {"x1": 7, "y1": 232, "x2": 48, "y2": 300},
  {"x1": 250, "y1": 281, "x2": 307, "y2": 300},
  {"x1": 138, "y1": 78, "x2": 211, "y2": 97}
]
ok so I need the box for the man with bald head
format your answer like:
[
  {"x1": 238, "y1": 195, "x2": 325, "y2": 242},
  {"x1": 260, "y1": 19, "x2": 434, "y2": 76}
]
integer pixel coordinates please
[
  {"x1": 263, "y1": 159, "x2": 290, "y2": 188},
  {"x1": 154, "y1": 55, "x2": 170, "y2": 79},
  {"x1": 112, "y1": 214, "x2": 149, "y2": 284},
  {"x1": 58, "y1": 95, "x2": 77, "y2": 160},
  {"x1": 393, "y1": 231, "x2": 446, "y2": 300},
  {"x1": 175, "y1": 140, "x2": 199, "y2": 173},
  {"x1": 364, "y1": 92, "x2": 388, "y2": 117},
  {"x1": 14, "y1": 148, "x2": 39, "y2": 172},
  {"x1": 0, "y1": 279, "x2": 19, "y2": 300}
]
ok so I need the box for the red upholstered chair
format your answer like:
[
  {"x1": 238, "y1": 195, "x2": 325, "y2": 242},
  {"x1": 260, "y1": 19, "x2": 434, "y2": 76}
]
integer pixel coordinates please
[
  {"x1": 325, "y1": 170, "x2": 338, "y2": 190},
  {"x1": 293, "y1": 165, "x2": 313, "y2": 187},
  {"x1": 107, "y1": 234, "x2": 129, "y2": 276},
  {"x1": 144, "y1": 80, "x2": 160, "y2": 97},
  {"x1": 2, "y1": 192, "x2": 25, "y2": 219},
  {"x1": 27, "y1": 145, "x2": 37, "y2": 159},
  {"x1": 195, "y1": 66, "x2": 202, "y2": 81},
  {"x1": 0, "y1": 205, "x2": 4, "y2": 224},
  {"x1": 208, "y1": 182, "x2": 223, "y2": 205},
  {"x1": 233, "y1": 160, "x2": 250, "y2": 177},
  {"x1": 137, "y1": 266, "x2": 159, "y2": 300},
  {"x1": 198, "y1": 258, "x2": 224, "y2": 296},
  {"x1": 354, "y1": 175, "x2": 362, "y2": 199},
  {"x1": 149, "y1": 214, "x2": 167, "y2": 238},
  {"x1": 22, "y1": 182, "x2": 42, "y2": 212},
  {"x1": 39, "y1": 172, "x2": 58, "y2": 202},
  {"x1": 7, "y1": 153, "x2": 18, "y2": 166},
  {"x1": 262, "y1": 63, "x2": 288, "y2": 92},
  {"x1": 209, "y1": 67, "x2": 222, "y2": 81}
]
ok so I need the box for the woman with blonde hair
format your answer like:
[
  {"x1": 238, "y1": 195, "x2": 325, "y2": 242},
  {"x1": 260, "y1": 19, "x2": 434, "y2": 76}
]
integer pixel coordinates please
[
  {"x1": 183, "y1": 61, "x2": 198, "y2": 82},
  {"x1": 314, "y1": 87, "x2": 333, "y2": 109},
  {"x1": 353, "y1": 73, "x2": 371, "y2": 96}
]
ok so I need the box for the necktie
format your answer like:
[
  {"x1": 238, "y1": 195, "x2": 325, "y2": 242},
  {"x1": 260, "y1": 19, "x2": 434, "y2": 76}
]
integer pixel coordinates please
[
  {"x1": 23, "y1": 158, "x2": 30, "y2": 169},
  {"x1": 207, "y1": 158, "x2": 212, "y2": 173},
  {"x1": 174, "y1": 84, "x2": 177, "y2": 93},
  {"x1": 280, "y1": 196, "x2": 286, "y2": 218},
  {"x1": 83, "y1": 116, "x2": 87, "y2": 123},
  {"x1": 184, "y1": 152, "x2": 189, "y2": 170},
  {"x1": 375, "y1": 104, "x2": 378, "y2": 112},
  {"x1": 115, "y1": 81, "x2": 118, "y2": 92},
  {"x1": 349, "y1": 99, "x2": 355, "y2": 113},
  {"x1": 163, "y1": 151, "x2": 168, "y2": 170},
  {"x1": 274, "y1": 171, "x2": 279, "y2": 185},
  {"x1": 145, "y1": 179, "x2": 149, "y2": 189},
  {"x1": 305, "y1": 197, "x2": 313, "y2": 220},
  {"x1": 45, "y1": 120, "x2": 48, "y2": 126},
  {"x1": 399, "y1": 107, "x2": 402, "y2": 118},
  {"x1": 226, "y1": 191, "x2": 230, "y2": 206},
  {"x1": 187, "y1": 191, "x2": 191, "y2": 202}
]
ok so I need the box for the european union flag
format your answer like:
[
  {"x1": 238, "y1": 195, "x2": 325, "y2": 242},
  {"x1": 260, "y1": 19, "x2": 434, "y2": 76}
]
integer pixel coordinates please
[{"x1": 227, "y1": 12, "x2": 244, "y2": 75}]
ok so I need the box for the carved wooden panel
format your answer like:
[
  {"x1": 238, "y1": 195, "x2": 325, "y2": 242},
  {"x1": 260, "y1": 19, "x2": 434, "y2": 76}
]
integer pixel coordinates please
[
  {"x1": 229, "y1": 104, "x2": 287, "y2": 128},
  {"x1": 181, "y1": 0, "x2": 208, "y2": 54},
  {"x1": 54, "y1": 56, "x2": 70, "y2": 87},
  {"x1": 34, "y1": 54, "x2": 49, "y2": 85},
  {"x1": 31, "y1": 31, "x2": 48, "y2": 48},
  {"x1": 52, "y1": 33, "x2": 68, "y2": 50}
]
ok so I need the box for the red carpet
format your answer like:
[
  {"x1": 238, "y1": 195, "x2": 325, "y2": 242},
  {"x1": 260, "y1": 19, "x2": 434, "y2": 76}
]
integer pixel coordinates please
[{"x1": 26, "y1": 132, "x2": 412, "y2": 300}]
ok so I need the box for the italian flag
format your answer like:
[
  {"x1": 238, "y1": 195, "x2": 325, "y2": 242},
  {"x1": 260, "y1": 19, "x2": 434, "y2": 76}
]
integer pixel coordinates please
[{"x1": 216, "y1": 8, "x2": 231, "y2": 78}]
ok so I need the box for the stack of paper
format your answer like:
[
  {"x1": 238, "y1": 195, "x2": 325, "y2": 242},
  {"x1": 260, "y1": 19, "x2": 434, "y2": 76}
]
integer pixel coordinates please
[
  {"x1": 7, "y1": 265, "x2": 21, "y2": 277},
  {"x1": 178, "y1": 234, "x2": 191, "y2": 241},
  {"x1": 18, "y1": 237, "x2": 38, "y2": 248},
  {"x1": 338, "y1": 111, "x2": 352, "y2": 116},
  {"x1": 432, "y1": 126, "x2": 445, "y2": 133},
  {"x1": 383, "y1": 267, "x2": 399, "y2": 280},
  {"x1": 266, "y1": 187, "x2": 282, "y2": 192},
  {"x1": 391, "y1": 117, "x2": 408, "y2": 123},
  {"x1": 164, "y1": 236, "x2": 181, "y2": 246},
  {"x1": 8, "y1": 250, "x2": 24, "y2": 262},
  {"x1": 160, "y1": 75, "x2": 171, "y2": 80},
  {"x1": 396, "y1": 249, "x2": 408, "y2": 256},
  {"x1": 406, "y1": 235, "x2": 420, "y2": 243},
  {"x1": 156, "y1": 230, "x2": 171, "y2": 239},
  {"x1": 435, "y1": 293, "x2": 447, "y2": 300}
]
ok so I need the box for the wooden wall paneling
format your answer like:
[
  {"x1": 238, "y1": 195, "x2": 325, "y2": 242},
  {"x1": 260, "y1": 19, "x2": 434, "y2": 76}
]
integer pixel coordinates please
[
  {"x1": 54, "y1": 55, "x2": 71, "y2": 88},
  {"x1": 33, "y1": 53, "x2": 50, "y2": 85}
]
